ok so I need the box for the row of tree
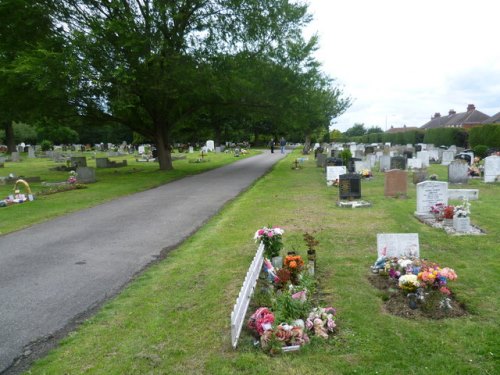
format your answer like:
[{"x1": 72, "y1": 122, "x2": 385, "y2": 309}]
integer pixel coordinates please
[
  {"x1": 337, "y1": 123, "x2": 500, "y2": 149},
  {"x1": 0, "y1": 0, "x2": 350, "y2": 169}
]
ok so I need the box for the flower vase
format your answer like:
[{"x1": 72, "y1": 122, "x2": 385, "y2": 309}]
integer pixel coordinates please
[{"x1": 271, "y1": 256, "x2": 283, "y2": 269}]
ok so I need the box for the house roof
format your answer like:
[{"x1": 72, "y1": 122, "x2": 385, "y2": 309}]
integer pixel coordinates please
[
  {"x1": 421, "y1": 105, "x2": 490, "y2": 128},
  {"x1": 482, "y1": 112, "x2": 500, "y2": 124},
  {"x1": 385, "y1": 126, "x2": 420, "y2": 133}
]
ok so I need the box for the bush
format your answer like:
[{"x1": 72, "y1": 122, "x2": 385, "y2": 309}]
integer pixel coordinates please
[
  {"x1": 473, "y1": 145, "x2": 489, "y2": 159},
  {"x1": 40, "y1": 140, "x2": 53, "y2": 151}
]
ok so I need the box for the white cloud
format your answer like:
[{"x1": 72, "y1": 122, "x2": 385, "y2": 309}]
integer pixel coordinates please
[{"x1": 304, "y1": 0, "x2": 500, "y2": 131}]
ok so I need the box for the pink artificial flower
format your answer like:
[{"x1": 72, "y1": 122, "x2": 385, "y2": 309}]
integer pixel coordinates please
[
  {"x1": 258, "y1": 229, "x2": 265, "y2": 236},
  {"x1": 292, "y1": 290, "x2": 307, "y2": 302},
  {"x1": 440, "y1": 267, "x2": 457, "y2": 281},
  {"x1": 327, "y1": 318, "x2": 336, "y2": 331},
  {"x1": 267, "y1": 232, "x2": 273, "y2": 237},
  {"x1": 439, "y1": 286, "x2": 451, "y2": 295}
]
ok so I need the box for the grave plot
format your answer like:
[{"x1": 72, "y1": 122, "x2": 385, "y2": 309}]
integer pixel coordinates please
[
  {"x1": 414, "y1": 181, "x2": 485, "y2": 235},
  {"x1": 231, "y1": 228, "x2": 337, "y2": 354},
  {"x1": 368, "y1": 234, "x2": 467, "y2": 319},
  {"x1": 336, "y1": 173, "x2": 371, "y2": 208}
]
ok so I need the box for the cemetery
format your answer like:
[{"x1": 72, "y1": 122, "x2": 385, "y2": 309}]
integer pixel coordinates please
[{"x1": 0, "y1": 146, "x2": 498, "y2": 374}]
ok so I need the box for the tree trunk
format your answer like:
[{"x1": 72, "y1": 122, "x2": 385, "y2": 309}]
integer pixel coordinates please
[
  {"x1": 155, "y1": 125, "x2": 173, "y2": 170},
  {"x1": 4, "y1": 121, "x2": 16, "y2": 153}
]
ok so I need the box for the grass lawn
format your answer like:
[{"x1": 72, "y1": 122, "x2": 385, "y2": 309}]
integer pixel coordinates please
[
  {"x1": 15, "y1": 152, "x2": 500, "y2": 374},
  {"x1": 0, "y1": 150, "x2": 257, "y2": 235}
]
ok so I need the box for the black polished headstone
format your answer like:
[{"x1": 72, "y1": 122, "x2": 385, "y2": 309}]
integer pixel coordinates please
[
  {"x1": 390, "y1": 156, "x2": 407, "y2": 170},
  {"x1": 347, "y1": 158, "x2": 361, "y2": 173},
  {"x1": 338, "y1": 173, "x2": 362, "y2": 200}
]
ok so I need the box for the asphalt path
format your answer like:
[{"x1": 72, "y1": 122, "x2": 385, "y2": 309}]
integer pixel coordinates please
[{"x1": 0, "y1": 150, "x2": 287, "y2": 373}]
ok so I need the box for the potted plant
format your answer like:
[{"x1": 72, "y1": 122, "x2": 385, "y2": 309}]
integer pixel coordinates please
[
  {"x1": 303, "y1": 232, "x2": 319, "y2": 273},
  {"x1": 254, "y1": 226, "x2": 284, "y2": 263}
]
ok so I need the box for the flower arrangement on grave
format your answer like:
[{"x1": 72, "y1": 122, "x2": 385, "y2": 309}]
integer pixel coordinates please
[
  {"x1": 67, "y1": 170, "x2": 78, "y2": 184},
  {"x1": 443, "y1": 205, "x2": 455, "y2": 220},
  {"x1": 417, "y1": 261, "x2": 458, "y2": 296},
  {"x1": 254, "y1": 226, "x2": 284, "y2": 259},
  {"x1": 284, "y1": 254, "x2": 304, "y2": 284},
  {"x1": 305, "y1": 307, "x2": 337, "y2": 339},
  {"x1": 360, "y1": 169, "x2": 373, "y2": 178},
  {"x1": 454, "y1": 197, "x2": 470, "y2": 218},
  {"x1": 430, "y1": 202, "x2": 445, "y2": 220}
]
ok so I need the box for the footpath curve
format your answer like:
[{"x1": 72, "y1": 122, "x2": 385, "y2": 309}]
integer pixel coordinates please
[{"x1": 0, "y1": 150, "x2": 286, "y2": 374}]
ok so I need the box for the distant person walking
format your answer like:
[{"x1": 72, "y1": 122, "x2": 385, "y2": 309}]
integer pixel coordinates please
[
  {"x1": 279, "y1": 137, "x2": 286, "y2": 154},
  {"x1": 269, "y1": 138, "x2": 275, "y2": 153}
]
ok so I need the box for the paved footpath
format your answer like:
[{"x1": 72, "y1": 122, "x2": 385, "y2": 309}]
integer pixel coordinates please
[{"x1": 0, "y1": 151, "x2": 286, "y2": 373}]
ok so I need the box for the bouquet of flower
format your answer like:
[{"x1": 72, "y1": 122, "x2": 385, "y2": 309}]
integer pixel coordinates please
[
  {"x1": 360, "y1": 169, "x2": 373, "y2": 178},
  {"x1": 254, "y1": 226, "x2": 284, "y2": 259},
  {"x1": 67, "y1": 170, "x2": 78, "y2": 184},
  {"x1": 430, "y1": 202, "x2": 445, "y2": 219},
  {"x1": 417, "y1": 261, "x2": 458, "y2": 295},
  {"x1": 284, "y1": 255, "x2": 304, "y2": 284},
  {"x1": 443, "y1": 205, "x2": 455, "y2": 219},
  {"x1": 305, "y1": 307, "x2": 336, "y2": 339},
  {"x1": 454, "y1": 197, "x2": 470, "y2": 218}
]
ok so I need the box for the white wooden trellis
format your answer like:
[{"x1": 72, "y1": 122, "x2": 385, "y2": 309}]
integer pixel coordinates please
[{"x1": 230, "y1": 242, "x2": 265, "y2": 349}]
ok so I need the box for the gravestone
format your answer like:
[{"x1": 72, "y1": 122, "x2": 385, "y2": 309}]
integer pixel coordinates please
[
  {"x1": 448, "y1": 160, "x2": 469, "y2": 184},
  {"x1": 325, "y1": 157, "x2": 343, "y2": 167},
  {"x1": 70, "y1": 156, "x2": 87, "y2": 168},
  {"x1": 11, "y1": 152, "x2": 20, "y2": 162},
  {"x1": 0, "y1": 157, "x2": 5, "y2": 168},
  {"x1": 379, "y1": 155, "x2": 391, "y2": 172},
  {"x1": 28, "y1": 147, "x2": 36, "y2": 158},
  {"x1": 354, "y1": 160, "x2": 369, "y2": 173},
  {"x1": 354, "y1": 150, "x2": 364, "y2": 159},
  {"x1": 76, "y1": 167, "x2": 96, "y2": 183},
  {"x1": 415, "y1": 180, "x2": 448, "y2": 215},
  {"x1": 390, "y1": 156, "x2": 406, "y2": 170},
  {"x1": 448, "y1": 189, "x2": 479, "y2": 201},
  {"x1": 384, "y1": 170, "x2": 407, "y2": 197},
  {"x1": 188, "y1": 146, "x2": 194, "y2": 153},
  {"x1": 96, "y1": 157, "x2": 127, "y2": 168},
  {"x1": 316, "y1": 153, "x2": 327, "y2": 167},
  {"x1": 138, "y1": 145, "x2": 145, "y2": 154},
  {"x1": 403, "y1": 150, "x2": 413, "y2": 159},
  {"x1": 206, "y1": 140, "x2": 215, "y2": 152},
  {"x1": 326, "y1": 166, "x2": 347, "y2": 182},
  {"x1": 368, "y1": 154, "x2": 377, "y2": 168},
  {"x1": 338, "y1": 173, "x2": 361, "y2": 200},
  {"x1": 347, "y1": 158, "x2": 361, "y2": 173},
  {"x1": 407, "y1": 158, "x2": 422, "y2": 169},
  {"x1": 417, "y1": 151, "x2": 429, "y2": 167},
  {"x1": 455, "y1": 152, "x2": 474, "y2": 165},
  {"x1": 441, "y1": 150, "x2": 455, "y2": 166},
  {"x1": 365, "y1": 146, "x2": 375, "y2": 155},
  {"x1": 215, "y1": 146, "x2": 221, "y2": 153},
  {"x1": 412, "y1": 168, "x2": 428, "y2": 184},
  {"x1": 483, "y1": 155, "x2": 500, "y2": 183},
  {"x1": 428, "y1": 149, "x2": 440, "y2": 163},
  {"x1": 377, "y1": 233, "x2": 419, "y2": 258}
]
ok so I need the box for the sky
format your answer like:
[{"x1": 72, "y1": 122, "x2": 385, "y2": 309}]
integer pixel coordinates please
[{"x1": 303, "y1": 0, "x2": 500, "y2": 132}]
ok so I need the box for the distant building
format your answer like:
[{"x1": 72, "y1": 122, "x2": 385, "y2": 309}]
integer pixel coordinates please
[
  {"x1": 421, "y1": 104, "x2": 490, "y2": 129},
  {"x1": 482, "y1": 112, "x2": 500, "y2": 124},
  {"x1": 386, "y1": 125, "x2": 419, "y2": 133}
]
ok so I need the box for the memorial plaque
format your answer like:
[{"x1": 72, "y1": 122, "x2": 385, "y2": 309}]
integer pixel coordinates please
[
  {"x1": 377, "y1": 233, "x2": 419, "y2": 258},
  {"x1": 338, "y1": 174, "x2": 361, "y2": 200}
]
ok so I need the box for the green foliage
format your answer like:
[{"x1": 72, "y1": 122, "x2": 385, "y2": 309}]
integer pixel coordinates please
[
  {"x1": 473, "y1": 145, "x2": 489, "y2": 159},
  {"x1": 272, "y1": 291, "x2": 311, "y2": 323},
  {"x1": 339, "y1": 149, "x2": 352, "y2": 165},
  {"x1": 40, "y1": 139, "x2": 53, "y2": 151},
  {"x1": 423, "y1": 128, "x2": 468, "y2": 147},
  {"x1": 469, "y1": 124, "x2": 500, "y2": 148},
  {"x1": 343, "y1": 123, "x2": 366, "y2": 137},
  {"x1": 13, "y1": 122, "x2": 37, "y2": 144},
  {"x1": 37, "y1": 124, "x2": 79, "y2": 144}
]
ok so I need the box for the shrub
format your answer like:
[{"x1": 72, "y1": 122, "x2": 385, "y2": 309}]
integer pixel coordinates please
[
  {"x1": 473, "y1": 145, "x2": 489, "y2": 159},
  {"x1": 40, "y1": 140, "x2": 53, "y2": 151}
]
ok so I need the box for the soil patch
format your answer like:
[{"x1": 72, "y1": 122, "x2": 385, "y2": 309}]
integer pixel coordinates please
[{"x1": 367, "y1": 274, "x2": 468, "y2": 319}]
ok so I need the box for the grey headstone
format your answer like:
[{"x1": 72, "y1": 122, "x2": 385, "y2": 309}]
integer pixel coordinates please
[
  {"x1": 484, "y1": 155, "x2": 500, "y2": 183},
  {"x1": 76, "y1": 167, "x2": 96, "y2": 183},
  {"x1": 448, "y1": 160, "x2": 469, "y2": 184},
  {"x1": 441, "y1": 150, "x2": 455, "y2": 165},
  {"x1": 70, "y1": 156, "x2": 87, "y2": 168},
  {"x1": 377, "y1": 233, "x2": 419, "y2": 258},
  {"x1": 11, "y1": 152, "x2": 20, "y2": 162},
  {"x1": 379, "y1": 155, "x2": 391, "y2": 172},
  {"x1": 448, "y1": 189, "x2": 479, "y2": 201}
]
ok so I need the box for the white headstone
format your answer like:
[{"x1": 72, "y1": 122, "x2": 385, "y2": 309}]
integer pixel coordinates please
[
  {"x1": 368, "y1": 154, "x2": 377, "y2": 168},
  {"x1": 138, "y1": 145, "x2": 145, "y2": 154},
  {"x1": 379, "y1": 155, "x2": 391, "y2": 171},
  {"x1": 206, "y1": 140, "x2": 215, "y2": 152},
  {"x1": 416, "y1": 180, "x2": 448, "y2": 215},
  {"x1": 354, "y1": 160, "x2": 369, "y2": 173},
  {"x1": 441, "y1": 150, "x2": 455, "y2": 165},
  {"x1": 188, "y1": 146, "x2": 194, "y2": 153},
  {"x1": 428, "y1": 149, "x2": 439, "y2": 162},
  {"x1": 28, "y1": 147, "x2": 36, "y2": 158},
  {"x1": 417, "y1": 151, "x2": 430, "y2": 167},
  {"x1": 484, "y1": 155, "x2": 500, "y2": 183},
  {"x1": 377, "y1": 233, "x2": 420, "y2": 258},
  {"x1": 326, "y1": 166, "x2": 347, "y2": 182},
  {"x1": 407, "y1": 158, "x2": 422, "y2": 169}
]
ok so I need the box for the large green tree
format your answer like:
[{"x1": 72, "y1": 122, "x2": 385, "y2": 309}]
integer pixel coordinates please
[
  {"x1": 0, "y1": 0, "x2": 70, "y2": 152},
  {"x1": 52, "y1": 0, "x2": 315, "y2": 169}
]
